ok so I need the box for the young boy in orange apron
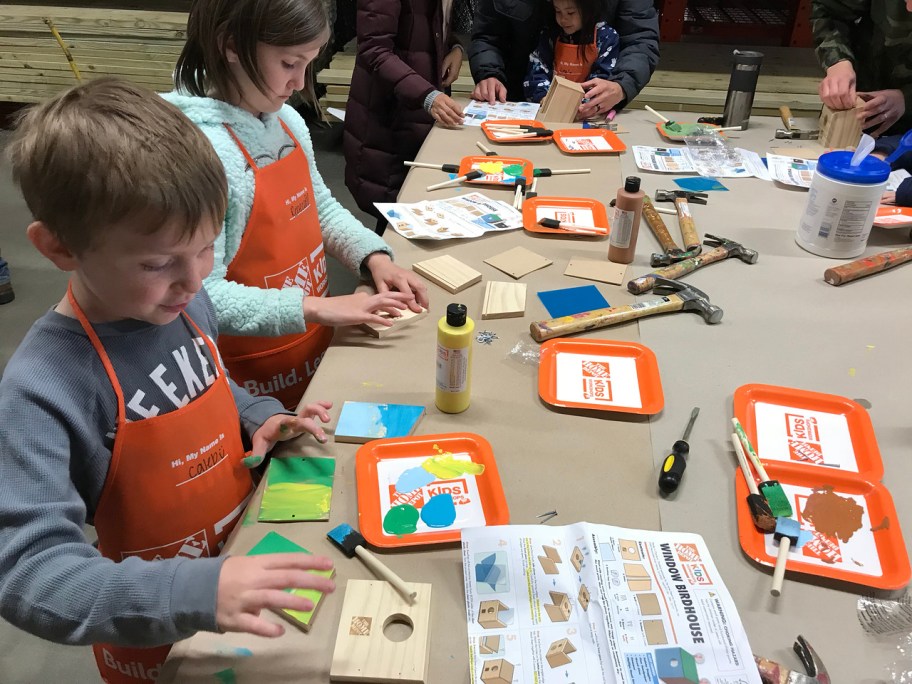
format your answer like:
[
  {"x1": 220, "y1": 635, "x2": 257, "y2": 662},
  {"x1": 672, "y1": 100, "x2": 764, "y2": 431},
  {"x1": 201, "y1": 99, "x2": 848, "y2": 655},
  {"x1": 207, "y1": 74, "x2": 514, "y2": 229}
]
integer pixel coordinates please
[
  {"x1": 0, "y1": 79, "x2": 335, "y2": 684},
  {"x1": 524, "y1": 0, "x2": 621, "y2": 118}
]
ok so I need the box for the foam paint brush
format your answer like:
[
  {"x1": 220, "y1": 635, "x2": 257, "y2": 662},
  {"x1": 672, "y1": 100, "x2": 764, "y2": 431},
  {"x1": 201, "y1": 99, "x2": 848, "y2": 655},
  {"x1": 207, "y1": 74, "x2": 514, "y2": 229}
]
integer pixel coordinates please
[
  {"x1": 538, "y1": 218, "x2": 607, "y2": 235},
  {"x1": 732, "y1": 418, "x2": 792, "y2": 517},
  {"x1": 533, "y1": 167, "x2": 591, "y2": 177},
  {"x1": 404, "y1": 160, "x2": 459, "y2": 173},
  {"x1": 770, "y1": 517, "x2": 811, "y2": 597},
  {"x1": 327, "y1": 523, "x2": 417, "y2": 605},
  {"x1": 426, "y1": 170, "x2": 483, "y2": 191},
  {"x1": 730, "y1": 433, "x2": 775, "y2": 532}
]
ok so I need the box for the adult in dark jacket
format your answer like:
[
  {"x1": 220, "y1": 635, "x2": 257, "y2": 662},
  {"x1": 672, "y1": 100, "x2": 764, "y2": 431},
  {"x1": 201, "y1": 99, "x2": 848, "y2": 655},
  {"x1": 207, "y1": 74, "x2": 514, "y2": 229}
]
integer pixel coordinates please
[
  {"x1": 344, "y1": 0, "x2": 464, "y2": 226},
  {"x1": 468, "y1": 0, "x2": 658, "y2": 117}
]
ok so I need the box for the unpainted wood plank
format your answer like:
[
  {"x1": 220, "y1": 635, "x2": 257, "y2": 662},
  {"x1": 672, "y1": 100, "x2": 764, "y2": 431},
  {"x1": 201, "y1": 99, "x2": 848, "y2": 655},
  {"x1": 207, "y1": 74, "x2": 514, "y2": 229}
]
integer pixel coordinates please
[
  {"x1": 412, "y1": 255, "x2": 481, "y2": 294},
  {"x1": 483, "y1": 246, "x2": 552, "y2": 279},
  {"x1": 330, "y1": 580, "x2": 432, "y2": 683},
  {"x1": 0, "y1": 6, "x2": 188, "y2": 39},
  {"x1": 482, "y1": 281, "x2": 526, "y2": 320},
  {"x1": 360, "y1": 307, "x2": 428, "y2": 339}
]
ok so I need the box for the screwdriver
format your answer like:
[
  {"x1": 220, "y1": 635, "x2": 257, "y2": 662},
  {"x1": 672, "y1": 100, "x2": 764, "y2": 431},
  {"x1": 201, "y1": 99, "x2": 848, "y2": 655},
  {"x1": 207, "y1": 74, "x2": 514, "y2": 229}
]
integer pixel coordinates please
[{"x1": 658, "y1": 407, "x2": 700, "y2": 494}]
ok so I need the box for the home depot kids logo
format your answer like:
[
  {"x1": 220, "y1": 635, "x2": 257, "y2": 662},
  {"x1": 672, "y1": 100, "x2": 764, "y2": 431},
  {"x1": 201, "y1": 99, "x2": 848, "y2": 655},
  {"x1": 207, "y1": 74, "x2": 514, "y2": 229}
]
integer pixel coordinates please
[
  {"x1": 674, "y1": 543, "x2": 714, "y2": 586},
  {"x1": 785, "y1": 413, "x2": 825, "y2": 464},
  {"x1": 581, "y1": 359, "x2": 612, "y2": 401},
  {"x1": 388, "y1": 478, "x2": 471, "y2": 508},
  {"x1": 263, "y1": 243, "x2": 327, "y2": 296}
]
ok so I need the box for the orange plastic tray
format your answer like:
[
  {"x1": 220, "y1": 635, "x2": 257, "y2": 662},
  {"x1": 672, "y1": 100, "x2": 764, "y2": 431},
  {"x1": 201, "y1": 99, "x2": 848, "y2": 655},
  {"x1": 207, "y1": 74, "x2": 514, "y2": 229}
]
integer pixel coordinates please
[
  {"x1": 457, "y1": 155, "x2": 533, "y2": 187},
  {"x1": 733, "y1": 383, "x2": 882, "y2": 478},
  {"x1": 522, "y1": 196, "x2": 610, "y2": 236},
  {"x1": 734, "y1": 468, "x2": 910, "y2": 590},
  {"x1": 538, "y1": 339, "x2": 664, "y2": 414},
  {"x1": 553, "y1": 128, "x2": 626, "y2": 154},
  {"x1": 655, "y1": 121, "x2": 723, "y2": 142},
  {"x1": 481, "y1": 119, "x2": 551, "y2": 144},
  {"x1": 355, "y1": 432, "x2": 509, "y2": 548},
  {"x1": 874, "y1": 205, "x2": 912, "y2": 229}
]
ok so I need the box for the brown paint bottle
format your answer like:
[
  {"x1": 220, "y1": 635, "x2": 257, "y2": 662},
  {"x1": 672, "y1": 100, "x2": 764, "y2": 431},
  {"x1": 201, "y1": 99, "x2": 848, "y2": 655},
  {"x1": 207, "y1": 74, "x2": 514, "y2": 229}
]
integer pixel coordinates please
[{"x1": 608, "y1": 176, "x2": 645, "y2": 264}]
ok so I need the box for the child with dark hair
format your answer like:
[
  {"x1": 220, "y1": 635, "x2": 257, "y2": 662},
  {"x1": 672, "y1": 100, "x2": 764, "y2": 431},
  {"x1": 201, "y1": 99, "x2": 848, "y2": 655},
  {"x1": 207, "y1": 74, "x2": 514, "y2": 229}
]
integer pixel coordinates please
[
  {"x1": 523, "y1": 0, "x2": 620, "y2": 112},
  {"x1": 166, "y1": 0, "x2": 429, "y2": 410}
]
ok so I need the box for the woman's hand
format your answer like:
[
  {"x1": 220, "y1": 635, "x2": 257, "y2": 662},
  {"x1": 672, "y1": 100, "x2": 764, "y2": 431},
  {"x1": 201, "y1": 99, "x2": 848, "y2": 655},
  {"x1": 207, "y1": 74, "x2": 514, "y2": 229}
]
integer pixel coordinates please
[
  {"x1": 858, "y1": 89, "x2": 906, "y2": 137},
  {"x1": 441, "y1": 47, "x2": 463, "y2": 88},
  {"x1": 577, "y1": 78, "x2": 623, "y2": 120},
  {"x1": 881, "y1": 191, "x2": 897, "y2": 205},
  {"x1": 430, "y1": 93, "x2": 465, "y2": 127},
  {"x1": 365, "y1": 252, "x2": 429, "y2": 309}
]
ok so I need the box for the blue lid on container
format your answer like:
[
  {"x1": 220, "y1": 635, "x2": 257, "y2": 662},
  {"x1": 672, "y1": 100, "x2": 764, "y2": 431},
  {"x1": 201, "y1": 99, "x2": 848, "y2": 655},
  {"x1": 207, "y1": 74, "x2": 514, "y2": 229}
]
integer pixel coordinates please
[{"x1": 817, "y1": 150, "x2": 891, "y2": 184}]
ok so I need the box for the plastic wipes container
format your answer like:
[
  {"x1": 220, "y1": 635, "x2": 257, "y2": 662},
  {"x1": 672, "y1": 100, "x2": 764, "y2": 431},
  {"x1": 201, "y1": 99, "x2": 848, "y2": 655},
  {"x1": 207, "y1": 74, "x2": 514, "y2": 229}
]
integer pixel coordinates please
[{"x1": 796, "y1": 151, "x2": 890, "y2": 259}]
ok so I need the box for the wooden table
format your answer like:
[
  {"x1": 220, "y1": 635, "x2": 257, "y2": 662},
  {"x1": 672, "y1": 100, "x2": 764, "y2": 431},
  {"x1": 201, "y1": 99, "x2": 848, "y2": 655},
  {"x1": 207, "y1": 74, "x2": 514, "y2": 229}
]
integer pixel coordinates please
[{"x1": 161, "y1": 112, "x2": 911, "y2": 683}]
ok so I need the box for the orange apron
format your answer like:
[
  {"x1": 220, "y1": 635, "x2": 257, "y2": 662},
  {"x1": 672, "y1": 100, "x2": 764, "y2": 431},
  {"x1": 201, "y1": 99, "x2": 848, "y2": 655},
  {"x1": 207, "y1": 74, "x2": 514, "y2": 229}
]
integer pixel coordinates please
[
  {"x1": 554, "y1": 33, "x2": 598, "y2": 83},
  {"x1": 67, "y1": 286, "x2": 254, "y2": 683},
  {"x1": 218, "y1": 120, "x2": 333, "y2": 409}
]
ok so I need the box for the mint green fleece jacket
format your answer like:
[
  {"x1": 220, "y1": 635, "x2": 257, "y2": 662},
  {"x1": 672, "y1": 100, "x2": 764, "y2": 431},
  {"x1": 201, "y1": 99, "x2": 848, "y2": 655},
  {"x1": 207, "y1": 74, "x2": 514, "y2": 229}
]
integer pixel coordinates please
[{"x1": 163, "y1": 94, "x2": 394, "y2": 337}]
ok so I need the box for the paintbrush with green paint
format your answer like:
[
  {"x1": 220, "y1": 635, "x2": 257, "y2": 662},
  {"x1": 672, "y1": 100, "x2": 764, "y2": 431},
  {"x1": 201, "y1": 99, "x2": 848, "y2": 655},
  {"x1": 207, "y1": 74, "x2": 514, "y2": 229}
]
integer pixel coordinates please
[
  {"x1": 732, "y1": 417, "x2": 792, "y2": 517},
  {"x1": 730, "y1": 432, "x2": 776, "y2": 532}
]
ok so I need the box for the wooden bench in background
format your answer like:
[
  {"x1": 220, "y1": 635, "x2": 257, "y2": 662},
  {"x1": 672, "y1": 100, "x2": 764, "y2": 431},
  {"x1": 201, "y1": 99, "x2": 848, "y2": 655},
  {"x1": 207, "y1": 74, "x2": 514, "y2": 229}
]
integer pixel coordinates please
[{"x1": 1, "y1": 4, "x2": 823, "y2": 119}]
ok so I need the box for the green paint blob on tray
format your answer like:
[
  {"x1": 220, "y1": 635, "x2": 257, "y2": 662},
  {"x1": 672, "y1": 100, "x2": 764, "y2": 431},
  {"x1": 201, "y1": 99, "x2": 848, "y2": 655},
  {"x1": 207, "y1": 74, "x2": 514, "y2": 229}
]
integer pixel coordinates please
[
  {"x1": 383, "y1": 504, "x2": 420, "y2": 536},
  {"x1": 213, "y1": 669, "x2": 237, "y2": 684},
  {"x1": 421, "y1": 455, "x2": 485, "y2": 480}
]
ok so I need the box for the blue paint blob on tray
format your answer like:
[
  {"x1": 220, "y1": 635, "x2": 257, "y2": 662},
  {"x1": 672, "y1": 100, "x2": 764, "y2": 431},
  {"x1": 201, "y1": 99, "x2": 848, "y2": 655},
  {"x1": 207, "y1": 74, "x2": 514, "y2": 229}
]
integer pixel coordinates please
[
  {"x1": 420, "y1": 493, "x2": 457, "y2": 528},
  {"x1": 395, "y1": 466, "x2": 436, "y2": 494},
  {"x1": 537, "y1": 284, "x2": 609, "y2": 318}
]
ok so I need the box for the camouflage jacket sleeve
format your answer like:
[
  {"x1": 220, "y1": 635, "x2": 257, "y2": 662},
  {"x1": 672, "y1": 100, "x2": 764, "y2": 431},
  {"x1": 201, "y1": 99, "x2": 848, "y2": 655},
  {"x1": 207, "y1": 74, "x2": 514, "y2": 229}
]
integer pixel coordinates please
[{"x1": 811, "y1": 0, "x2": 867, "y2": 69}]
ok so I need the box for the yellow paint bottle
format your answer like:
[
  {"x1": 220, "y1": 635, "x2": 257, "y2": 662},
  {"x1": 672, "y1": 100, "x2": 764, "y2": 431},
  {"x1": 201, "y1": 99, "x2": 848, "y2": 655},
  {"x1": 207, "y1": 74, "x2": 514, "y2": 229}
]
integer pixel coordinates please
[{"x1": 435, "y1": 303, "x2": 474, "y2": 414}]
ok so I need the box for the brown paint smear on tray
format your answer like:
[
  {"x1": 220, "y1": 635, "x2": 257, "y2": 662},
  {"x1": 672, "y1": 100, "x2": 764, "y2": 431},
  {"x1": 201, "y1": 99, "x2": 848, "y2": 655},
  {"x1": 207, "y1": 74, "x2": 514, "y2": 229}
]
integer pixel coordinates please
[{"x1": 802, "y1": 487, "x2": 864, "y2": 542}]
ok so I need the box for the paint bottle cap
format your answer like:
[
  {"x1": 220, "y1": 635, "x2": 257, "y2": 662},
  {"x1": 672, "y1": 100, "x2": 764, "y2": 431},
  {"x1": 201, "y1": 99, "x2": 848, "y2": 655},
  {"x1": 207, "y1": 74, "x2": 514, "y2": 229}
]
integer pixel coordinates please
[
  {"x1": 624, "y1": 176, "x2": 642, "y2": 193},
  {"x1": 446, "y1": 303, "x2": 467, "y2": 327}
]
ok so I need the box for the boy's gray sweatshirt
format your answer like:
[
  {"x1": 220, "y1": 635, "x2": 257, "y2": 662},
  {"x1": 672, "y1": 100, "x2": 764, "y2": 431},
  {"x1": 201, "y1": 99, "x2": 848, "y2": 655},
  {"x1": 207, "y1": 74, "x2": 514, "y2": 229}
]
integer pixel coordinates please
[{"x1": 0, "y1": 289, "x2": 283, "y2": 647}]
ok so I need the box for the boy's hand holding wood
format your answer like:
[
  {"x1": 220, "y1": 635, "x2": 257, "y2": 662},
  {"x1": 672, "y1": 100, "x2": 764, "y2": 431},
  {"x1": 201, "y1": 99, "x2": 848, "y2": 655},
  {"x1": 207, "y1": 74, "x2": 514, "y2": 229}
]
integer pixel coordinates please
[
  {"x1": 302, "y1": 289, "x2": 415, "y2": 327},
  {"x1": 365, "y1": 252, "x2": 429, "y2": 310},
  {"x1": 216, "y1": 553, "x2": 335, "y2": 637}
]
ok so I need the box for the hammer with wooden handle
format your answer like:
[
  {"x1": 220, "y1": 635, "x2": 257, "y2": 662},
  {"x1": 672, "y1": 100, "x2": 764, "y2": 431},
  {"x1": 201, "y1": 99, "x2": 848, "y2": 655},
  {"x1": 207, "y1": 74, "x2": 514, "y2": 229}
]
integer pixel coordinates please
[
  {"x1": 641, "y1": 196, "x2": 686, "y2": 264},
  {"x1": 530, "y1": 278, "x2": 723, "y2": 342},
  {"x1": 823, "y1": 246, "x2": 912, "y2": 285},
  {"x1": 628, "y1": 233, "x2": 759, "y2": 294},
  {"x1": 654, "y1": 190, "x2": 708, "y2": 255}
]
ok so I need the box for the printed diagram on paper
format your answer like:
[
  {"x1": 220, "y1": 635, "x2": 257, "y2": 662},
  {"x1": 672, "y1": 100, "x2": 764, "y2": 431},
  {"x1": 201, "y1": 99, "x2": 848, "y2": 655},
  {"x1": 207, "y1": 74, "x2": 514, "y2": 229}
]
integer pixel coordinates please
[
  {"x1": 766, "y1": 154, "x2": 817, "y2": 188},
  {"x1": 535, "y1": 205, "x2": 597, "y2": 228},
  {"x1": 754, "y1": 402, "x2": 858, "y2": 471},
  {"x1": 463, "y1": 523, "x2": 761, "y2": 684},
  {"x1": 632, "y1": 146, "x2": 770, "y2": 179},
  {"x1": 376, "y1": 192, "x2": 523, "y2": 240},
  {"x1": 462, "y1": 100, "x2": 541, "y2": 126}
]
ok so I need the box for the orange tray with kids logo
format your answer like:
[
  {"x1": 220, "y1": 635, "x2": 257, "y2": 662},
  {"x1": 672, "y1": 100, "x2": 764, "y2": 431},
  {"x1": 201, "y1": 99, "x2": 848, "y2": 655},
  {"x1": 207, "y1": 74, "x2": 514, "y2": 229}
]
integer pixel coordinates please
[
  {"x1": 481, "y1": 119, "x2": 552, "y2": 144},
  {"x1": 732, "y1": 383, "x2": 909, "y2": 590},
  {"x1": 874, "y1": 205, "x2": 912, "y2": 229},
  {"x1": 538, "y1": 339, "x2": 664, "y2": 414},
  {"x1": 457, "y1": 155, "x2": 533, "y2": 187},
  {"x1": 553, "y1": 128, "x2": 626, "y2": 154},
  {"x1": 355, "y1": 432, "x2": 509, "y2": 548},
  {"x1": 522, "y1": 196, "x2": 610, "y2": 236}
]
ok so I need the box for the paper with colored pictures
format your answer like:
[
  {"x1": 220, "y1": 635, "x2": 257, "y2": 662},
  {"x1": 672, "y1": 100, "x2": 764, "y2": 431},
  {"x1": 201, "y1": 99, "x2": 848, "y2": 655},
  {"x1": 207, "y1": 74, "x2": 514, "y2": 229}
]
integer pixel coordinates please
[
  {"x1": 376, "y1": 192, "x2": 523, "y2": 240},
  {"x1": 632, "y1": 146, "x2": 770, "y2": 179},
  {"x1": 754, "y1": 402, "x2": 858, "y2": 471},
  {"x1": 462, "y1": 100, "x2": 541, "y2": 126},
  {"x1": 767, "y1": 153, "x2": 818, "y2": 188},
  {"x1": 887, "y1": 168, "x2": 911, "y2": 192},
  {"x1": 463, "y1": 523, "x2": 761, "y2": 684}
]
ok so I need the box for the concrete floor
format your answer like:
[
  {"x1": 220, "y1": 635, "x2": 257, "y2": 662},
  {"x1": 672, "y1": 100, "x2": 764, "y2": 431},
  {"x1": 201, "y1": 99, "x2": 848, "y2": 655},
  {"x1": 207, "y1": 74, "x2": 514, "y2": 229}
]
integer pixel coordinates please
[{"x1": 0, "y1": 119, "x2": 369, "y2": 683}]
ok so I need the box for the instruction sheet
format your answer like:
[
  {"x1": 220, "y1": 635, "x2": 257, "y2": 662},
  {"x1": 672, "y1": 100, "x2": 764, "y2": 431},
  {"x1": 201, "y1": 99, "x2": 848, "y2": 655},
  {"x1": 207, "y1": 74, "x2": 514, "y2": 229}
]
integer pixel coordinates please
[
  {"x1": 766, "y1": 154, "x2": 817, "y2": 188},
  {"x1": 375, "y1": 192, "x2": 523, "y2": 240},
  {"x1": 632, "y1": 146, "x2": 770, "y2": 180},
  {"x1": 463, "y1": 523, "x2": 760, "y2": 684},
  {"x1": 462, "y1": 100, "x2": 541, "y2": 125}
]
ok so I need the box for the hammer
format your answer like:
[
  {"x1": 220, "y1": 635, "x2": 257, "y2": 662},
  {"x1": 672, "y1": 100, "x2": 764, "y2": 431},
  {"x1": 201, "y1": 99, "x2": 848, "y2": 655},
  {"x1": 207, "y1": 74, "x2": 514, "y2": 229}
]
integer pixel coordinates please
[
  {"x1": 655, "y1": 190, "x2": 707, "y2": 255},
  {"x1": 628, "y1": 233, "x2": 759, "y2": 294},
  {"x1": 755, "y1": 635, "x2": 830, "y2": 684},
  {"x1": 530, "y1": 278, "x2": 722, "y2": 342},
  {"x1": 642, "y1": 196, "x2": 687, "y2": 264}
]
